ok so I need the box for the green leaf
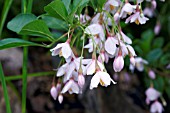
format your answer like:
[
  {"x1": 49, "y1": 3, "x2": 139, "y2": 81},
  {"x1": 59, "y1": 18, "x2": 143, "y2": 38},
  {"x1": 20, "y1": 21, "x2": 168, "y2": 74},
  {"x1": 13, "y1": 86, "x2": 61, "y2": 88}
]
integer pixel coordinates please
[
  {"x1": 97, "y1": 0, "x2": 106, "y2": 10},
  {"x1": 19, "y1": 20, "x2": 53, "y2": 41},
  {"x1": 41, "y1": 15, "x2": 68, "y2": 31},
  {"x1": 0, "y1": 38, "x2": 42, "y2": 50},
  {"x1": 153, "y1": 76, "x2": 164, "y2": 92},
  {"x1": 62, "y1": 0, "x2": 71, "y2": 12},
  {"x1": 44, "y1": 0, "x2": 68, "y2": 21},
  {"x1": 7, "y1": 13, "x2": 36, "y2": 33},
  {"x1": 152, "y1": 37, "x2": 164, "y2": 48},
  {"x1": 140, "y1": 29, "x2": 154, "y2": 53},
  {"x1": 160, "y1": 53, "x2": 170, "y2": 65},
  {"x1": 146, "y1": 48, "x2": 163, "y2": 64}
]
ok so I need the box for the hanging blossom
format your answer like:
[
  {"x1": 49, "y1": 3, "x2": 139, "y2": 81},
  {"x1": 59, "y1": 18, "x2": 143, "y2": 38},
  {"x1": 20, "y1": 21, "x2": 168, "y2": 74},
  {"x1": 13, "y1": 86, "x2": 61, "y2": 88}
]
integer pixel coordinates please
[{"x1": 48, "y1": 0, "x2": 164, "y2": 105}]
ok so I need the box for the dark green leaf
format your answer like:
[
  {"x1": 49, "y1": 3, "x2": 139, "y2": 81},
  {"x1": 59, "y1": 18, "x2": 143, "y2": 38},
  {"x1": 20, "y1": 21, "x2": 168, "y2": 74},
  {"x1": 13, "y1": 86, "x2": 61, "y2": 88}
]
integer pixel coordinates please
[
  {"x1": 0, "y1": 38, "x2": 41, "y2": 50},
  {"x1": 62, "y1": 0, "x2": 71, "y2": 12},
  {"x1": 97, "y1": 0, "x2": 106, "y2": 11},
  {"x1": 152, "y1": 37, "x2": 164, "y2": 48},
  {"x1": 41, "y1": 15, "x2": 68, "y2": 31},
  {"x1": 7, "y1": 13, "x2": 36, "y2": 33},
  {"x1": 153, "y1": 76, "x2": 164, "y2": 92},
  {"x1": 146, "y1": 48, "x2": 163, "y2": 64},
  {"x1": 19, "y1": 20, "x2": 53, "y2": 40},
  {"x1": 160, "y1": 53, "x2": 170, "y2": 65},
  {"x1": 44, "y1": 0, "x2": 68, "y2": 21}
]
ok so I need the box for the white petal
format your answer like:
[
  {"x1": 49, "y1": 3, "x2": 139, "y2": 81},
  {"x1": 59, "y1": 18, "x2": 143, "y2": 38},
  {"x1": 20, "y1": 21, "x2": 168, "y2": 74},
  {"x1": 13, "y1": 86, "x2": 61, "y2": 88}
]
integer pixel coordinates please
[
  {"x1": 61, "y1": 80, "x2": 73, "y2": 93},
  {"x1": 61, "y1": 43, "x2": 72, "y2": 59},
  {"x1": 65, "y1": 62, "x2": 76, "y2": 80},
  {"x1": 71, "y1": 81, "x2": 80, "y2": 94},
  {"x1": 126, "y1": 45, "x2": 136, "y2": 56},
  {"x1": 99, "y1": 71, "x2": 111, "y2": 86},
  {"x1": 90, "y1": 72, "x2": 100, "y2": 89},
  {"x1": 86, "y1": 60, "x2": 96, "y2": 75},
  {"x1": 50, "y1": 43, "x2": 64, "y2": 56},
  {"x1": 130, "y1": 12, "x2": 140, "y2": 23},
  {"x1": 56, "y1": 63, "x2": 68, "y2": 77},
  {"x1": 84, "y1": 24, "x2": 101, "y2": 35},
  {"x1": 121, "y1": 31, "x2": 132, "y2": 44},
  {"x1": 105, "y1": 38, "x2": 116, "y2": 55},
  {"x1": 97, "y1": 61, "x2": 105, "y2": 71}
]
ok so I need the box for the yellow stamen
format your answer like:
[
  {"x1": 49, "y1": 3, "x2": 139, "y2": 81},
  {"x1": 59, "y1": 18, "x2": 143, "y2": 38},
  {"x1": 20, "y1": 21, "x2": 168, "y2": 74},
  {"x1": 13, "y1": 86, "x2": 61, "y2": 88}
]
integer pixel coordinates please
[
  {"x1": 110, "y1": 5, "x2": 115, "y2": 10},
  {"x1": 135, "y1": 19, "x2": 140, "y2": 25},
  {"x1": 59, "y1": 50, "x2": 62, "y2": 57},
  {"x1": 100, "y1": 79, "x2": 105, "y2": 86}
]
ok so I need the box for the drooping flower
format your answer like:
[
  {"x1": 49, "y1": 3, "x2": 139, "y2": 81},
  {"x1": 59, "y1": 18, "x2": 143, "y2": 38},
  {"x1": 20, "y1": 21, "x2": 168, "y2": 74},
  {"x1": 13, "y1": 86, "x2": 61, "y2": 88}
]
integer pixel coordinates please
[
  {"x1": 90, "y1": 71, "x2": 116, "y2": 89},
  {"x1": 113, "y1": 53, "x2": 124, "y2": 72},
  {"x1": 78, "y1": 73, "x2": 85, "y2": 88},
  {"x1": 104, "y1": 36, "x2": 118, "y2": 55},
  {"x1": 150, "y1": 101, "x2": 164, "y2": 113},
  {"x1": 125, "y1": 11, "x2": 149, "y2": 25},
  {"x1": 50, "y1": 39, "x2": 72, "y2": 59},
  {"x1": 148, "y1": 70, "x2": 156, "y2": 79},
  {"x1": 58, "y1": 94, "x2": 63, "y2": 104},
  {"x1": 50, "y1": 86, "x2": 57, "y2": 100},
  {"x1": 119, "y1": 3, "x2": 136, "y2": 18},
  {"x1": 104, "y1": 0, "x2": 120, "y2": 11},
  {"x1": 61, "y1": 79, "x2": 80, "y2": 94},
  {"x1": 145, "y1": 87, "x2": 160, "y2": 102}
]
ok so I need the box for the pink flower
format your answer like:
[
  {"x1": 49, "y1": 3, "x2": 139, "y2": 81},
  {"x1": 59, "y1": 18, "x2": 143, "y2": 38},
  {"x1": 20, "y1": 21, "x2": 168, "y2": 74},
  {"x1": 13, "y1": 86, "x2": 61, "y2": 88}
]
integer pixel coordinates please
[
  {"x1": 151, "y1": 0, "x2": 157, "y2": 9},
  {"x1": 104, "y1": 0, "x2": 119, "y2": 11},
  {"x1": 150, "y1": 101, "x2": 163, "y2": 113},
  {"x1": 119, "y1": 3, "x2": 136, "y2": 18},
  {"x1": 98, "y1": 50, "x2": 109, "y2": 63},
  {"x1": 125, "y1": 11, "x2": 149, "y2": 25},
  {"x1": 114, "y1": 12, "x2": 120, "y2": 24},
  {"x1": 113, "y1": 54, "x2": 124, "y2": 72},
  {"x1": 134, "y1": 57, "x2": 148, "y2": 71},
  {"x1": 154, "y1": 22, "x2": 161, "y2": 35},
  {"x1": 90, "y1": 71, "x2": 116, "y2": 89},
  {"x1": 58, "y1": 94, "x2": 63, "y2": 104},
  {"x1": 148, "y1": 70, "x2": 156, "y2": 79},
  {"x1": 143, "y1": 8, "x2": 154, "y2": 18},
  {"x1": 61, "y1": 79, "x2": 80, "y2": 94},
  {"x1": 145, "y1": 87, "x2": 160, "y2": 102},
  {"x1": 117, "y1": 31, "x2": 132, "y2": 44},
  {"x1": 50, "y1": 86, "x2": 57, "y2": 100},
  {"x1": 50, "y1": 39, "x2": 72, "y2": 59},
  {"x1": 78, "y1": 74, "x2": 85, "y2": 88}
]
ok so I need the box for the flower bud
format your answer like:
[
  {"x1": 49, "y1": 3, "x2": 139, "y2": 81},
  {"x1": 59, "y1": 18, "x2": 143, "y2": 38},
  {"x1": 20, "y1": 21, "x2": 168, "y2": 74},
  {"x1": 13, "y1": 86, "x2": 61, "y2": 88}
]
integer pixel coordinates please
[
  {"x1": 154, "y1": 22, "x2": 161, "y2": 35},
  {"x1": 78, "y1": 74, "x2": 85, "y2": 88},
  {"x1": 148, "y1": 70, "x2": 156, "y2": 79},
  {"x1": 150, "y1": 101, "x2": 163, "y2": 113},
  {"x1": 114, "y1": 12, "x2": 120, "y2": 24},
  {"x1": 151, "y1": 0, "x2": 157, "y2": 9},
  {"x1": 113, "y1": 55, "x2": 124, "y2": 72},
  {"x1": 58, "y1": 94, "x2": 63, "y2": 104},
  {"x1": 50, "y1": 86, "x2": 57, "y2": 100}
]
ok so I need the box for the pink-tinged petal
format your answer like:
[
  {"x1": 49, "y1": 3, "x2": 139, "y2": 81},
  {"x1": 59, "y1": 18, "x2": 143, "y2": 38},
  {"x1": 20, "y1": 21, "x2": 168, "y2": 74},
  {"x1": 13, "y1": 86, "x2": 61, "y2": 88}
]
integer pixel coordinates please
[
  {"x1": 104, "y1": 53, "x2": 109, "y2": 63},
  {"x1": 130, "y1": 12, "x2": 140, "y2": 23},
  {"x1": 137, "y1": 0, "x2": 144, "y2": 3},
  {"x1": 50, "y1": 86, "x2": 57, "y2": 100},
  {"x1": 148, "y1": 70, "x2": 156, "y2": 79},
  {"x1": 99, "y1": 71, "x2": 111, "y2": 86},
  {"x1": 72, "y1": 71, "x2": 78, "y2": 81},
  {"x1": 130, "y1": 57, "x2": 135, "y2": 66},
  {"x1": 113, "y1": 55, "x2": 124, "y2": 72},
  {"x1": 126, "y1": 45, "x2": 136, "y2": 56},
  {"x1": 87, "y1": 60, "x2": 96, "y2": 75},
  {"x1": 145, "y1": 87, "x2": 160, "y2": 101},
  {"x1": 125, "y1": 15, "x2": 132, "y2": 23},
  {"x1": 90, "y1": 72, "x2": 100, "y2": 89},
  {"x1": 58, "y1": 94, "x2": 63, "y2": 104},
  {"x1": 97, "y1": 61, "x2": 105, "y2": 71},
  {"x1": 61, "y1": 80, "x2": 73, "y2": 93},
  {"x1": 84, "y1": 24, "x2": 101, "y2": 35},
  {"x1": 56, "y1": 63, "x2": 68, "y2": 77},
  {"x1": 82, "y1": 59, "x2": 92, "y2": 65},
  {"x1": 50, "y1": 43, "x2": 64, "y2": 56},
  {"x1": 61, "y1": 43, "x2": 72, "y2": 59},
  {"x1": 120, "y1": 43, "x2": 128, "y2": 56},
  {"x1": 105, "y1": 38, "x2": 116, "y2": 55},
  {"x1": 98, "y1": 53, "x2": 105, "y2": 63},
  {"x1": 145, "y1": 98, "x2": 150, "y2": 105},
  {"x1": 150, "y1": 101, "x2": 163, "y2": 113},
  {"x1": 78, "y1": 74, "x2": 85, "y2": 88},
  {"x1": 123, "y1": 3, "x2": 135, "y2": 13},
  {"x1": 71, "y1": 81, "x2": 79, "y2": 94},
  {"x1": 121, "y1": 31, "x2": 132, "y2": 44}
]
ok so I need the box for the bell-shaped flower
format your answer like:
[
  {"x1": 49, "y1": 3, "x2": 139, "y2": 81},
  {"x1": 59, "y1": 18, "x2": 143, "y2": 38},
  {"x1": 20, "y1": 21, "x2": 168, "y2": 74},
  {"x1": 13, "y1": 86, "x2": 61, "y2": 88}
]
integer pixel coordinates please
[
  {"x1": 90, "y1": 70, "x2": 116, "y2": 89},
  {"x1": 58, "y1": 94, "x2": 63, "y2": 104},
  {"x1": 113, "y1": 53, "x2": 124, "y2": 72},
  {"x1": 119, "y1": 3, "x2": 136, "y2": 18},
  {"x1": 145, "y1": 87, "x2": 160, "y2": 102},
  {"x1": 148, "y1": 70, "x2": 156, "y2": 79},
  {"x1": 50, "y1": 39, "x2": 72, "y2": 59},
  {"x1": 150, "y1": 101, "x2": 164, "y2": 113},
  {"x1": 50, "y1": 86, "x2": 57, "y2": 100},
  {"x1": 61, "y1": 79, "x2": 80, "y2": 94},
  {"x1": 143, "y1": 8, "x2": 154, "y2": 18},
  {"x1": 135, "y1": 57, "x2": 148, "y2": 71},
  {"x1": 104, "y1": 0, "x2": 119, "y2": 11},
  {"x1": 125, "y1": 11, "x2": 149, "y2": 25},
  {"x1": 78, "y1": 73, "x2": 85, "y2": 88},
  {"x1": 105, "y1": 36, "x2": 118, "y2": 55},
  {"x1": 117, "y1": 31, "x2": 132, "y2": 44},
  {"x1": 85, "y1": 59, "x2": 105, "y2": 75},
  {"x1": 98, "y1": 50, "x2": 109, "y2": 63}
]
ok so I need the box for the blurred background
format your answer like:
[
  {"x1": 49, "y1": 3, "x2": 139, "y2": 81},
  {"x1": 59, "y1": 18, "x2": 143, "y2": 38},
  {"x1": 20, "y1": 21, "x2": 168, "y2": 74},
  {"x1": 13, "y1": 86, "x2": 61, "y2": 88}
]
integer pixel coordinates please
[{"x1": 0, "y1": 0, "x2": 170, "y2": 113}]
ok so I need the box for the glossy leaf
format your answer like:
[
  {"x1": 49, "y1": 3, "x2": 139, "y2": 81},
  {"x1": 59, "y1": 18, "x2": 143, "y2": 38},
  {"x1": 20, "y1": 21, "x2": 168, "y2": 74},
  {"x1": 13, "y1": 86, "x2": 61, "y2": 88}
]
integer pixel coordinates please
[
  {"x1": 7, "y1": 13, "x2": 36, "y2": 33},
  {"x1": 41, "y1": 15, "x2": 68, "y2": 31},
  {"x1": 0, "y1": 38, "x2": 42, "y2": 50},
  {"x1": 44, "y1": 0, "x2": 68, "y2": 21},
  {"x1": 19, "y1": 20, "x2": 53, "y2": 40}
]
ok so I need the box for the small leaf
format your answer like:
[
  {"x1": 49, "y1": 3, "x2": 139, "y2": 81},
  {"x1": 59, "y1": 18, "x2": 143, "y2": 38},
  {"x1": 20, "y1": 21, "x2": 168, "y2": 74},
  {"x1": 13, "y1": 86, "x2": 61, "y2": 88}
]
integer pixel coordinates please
[
  {"x1": 62, "y1": 0, "x2": 71, "y2": 12},
  {"x1": 97, "y1": 0, "x2": 106, "y2": 11},
  {"x1": 41, "y1": 15, "x2": 68, "y2": 31},
  {"x1": 44, "y1": 0, "x2": 68, "y2": 21},
  {"x1": 152, "y1": 37, "x2": 164, "y2": 48},
  {"x1": 0, "y1": 38, "x2": 41, "y2": 50},
  {"x1": 19, "y1": 20, "x2": 53, "y2": 40},
  {"x1": 7, "y1": 13, "x2": 36, "y2": 33}
]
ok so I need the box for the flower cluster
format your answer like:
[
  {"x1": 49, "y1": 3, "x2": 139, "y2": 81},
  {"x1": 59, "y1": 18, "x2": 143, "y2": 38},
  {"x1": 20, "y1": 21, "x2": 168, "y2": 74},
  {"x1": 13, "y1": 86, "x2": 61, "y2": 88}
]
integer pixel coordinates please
[{"x1": 49, "y1": 0, "x2": 164, "y2": 105}]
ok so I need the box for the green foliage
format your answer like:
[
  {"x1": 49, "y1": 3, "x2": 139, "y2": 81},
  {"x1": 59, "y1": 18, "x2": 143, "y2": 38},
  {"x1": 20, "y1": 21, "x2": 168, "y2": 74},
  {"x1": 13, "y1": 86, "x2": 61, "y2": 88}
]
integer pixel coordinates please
[
  {"x1": 19, "y1": 20, "x2": 54, "y2": 41},
  {"x1": 0, "y1": 38, "x2": 42, "y2": 50},
  {"x1": 7, "y1": 13, "x2": 36, "y2": 33},
  {"x1": 44, "y1": 0, "x2": 68, "y2": 21}
]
